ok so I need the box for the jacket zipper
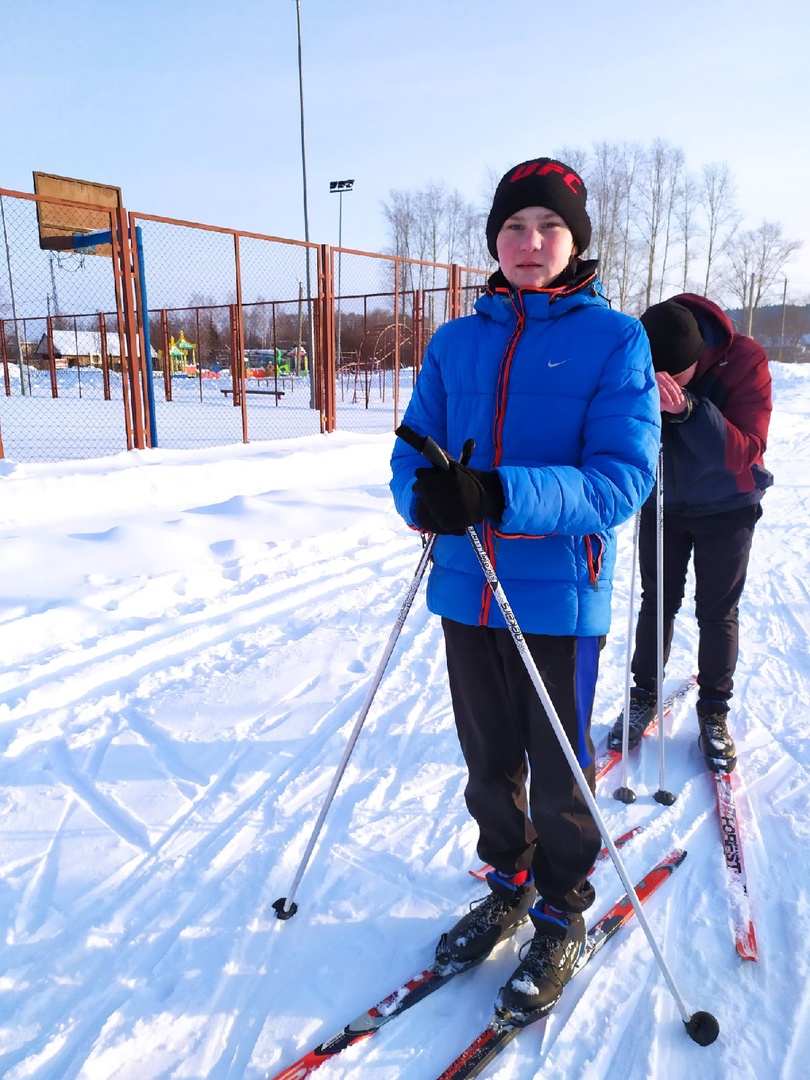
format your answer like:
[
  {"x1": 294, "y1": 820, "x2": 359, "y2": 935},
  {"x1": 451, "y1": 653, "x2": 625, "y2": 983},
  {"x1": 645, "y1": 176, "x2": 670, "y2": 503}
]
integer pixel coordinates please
[{"x1": 481, "y1": 297, "x2": 525, "y2": 624}]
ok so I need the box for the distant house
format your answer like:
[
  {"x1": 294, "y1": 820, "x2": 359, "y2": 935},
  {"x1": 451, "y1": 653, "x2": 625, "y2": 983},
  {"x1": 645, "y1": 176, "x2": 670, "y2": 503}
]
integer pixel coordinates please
[{"x1": 33, "y1": 330, "x2": 157, "y2": 367}]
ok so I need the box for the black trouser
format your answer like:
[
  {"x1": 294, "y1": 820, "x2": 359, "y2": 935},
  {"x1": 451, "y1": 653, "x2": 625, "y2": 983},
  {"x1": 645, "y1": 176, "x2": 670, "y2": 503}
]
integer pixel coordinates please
[
  {"x1": 442, "y1": 618, "x2": 603, "y2": 914},
  {"x1": 632, "y1": 503, "x2": 761, "y2": 703}
]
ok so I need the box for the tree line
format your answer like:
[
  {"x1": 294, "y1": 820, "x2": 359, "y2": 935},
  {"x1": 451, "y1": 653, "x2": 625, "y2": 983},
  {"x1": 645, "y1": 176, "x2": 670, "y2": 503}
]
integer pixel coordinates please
[{"x1": 381, "y1": 139, "x2": 804, "y2": 319}]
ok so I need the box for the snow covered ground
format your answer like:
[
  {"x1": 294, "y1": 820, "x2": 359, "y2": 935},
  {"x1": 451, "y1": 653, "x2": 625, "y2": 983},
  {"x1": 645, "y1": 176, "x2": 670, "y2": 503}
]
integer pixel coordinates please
[{"x1": 0, "y1": 363, "x2": 808, "y2": 1079}]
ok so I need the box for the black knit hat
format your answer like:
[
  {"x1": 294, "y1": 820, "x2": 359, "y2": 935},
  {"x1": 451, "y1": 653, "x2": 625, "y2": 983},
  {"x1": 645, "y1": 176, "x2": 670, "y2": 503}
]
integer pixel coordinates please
[
  {"x1": 640, "y1": 301, "x2": 705, "y2": 375},
  {"x1": 486, "y1": 158, "x2": 592, "y2": 259}
]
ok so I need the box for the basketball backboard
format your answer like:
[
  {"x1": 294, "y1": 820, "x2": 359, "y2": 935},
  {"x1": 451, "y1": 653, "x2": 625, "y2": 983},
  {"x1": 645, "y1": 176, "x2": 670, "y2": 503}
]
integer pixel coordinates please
[{"x1": 33, "y1": 172, "x2": 122, "y2": 256}]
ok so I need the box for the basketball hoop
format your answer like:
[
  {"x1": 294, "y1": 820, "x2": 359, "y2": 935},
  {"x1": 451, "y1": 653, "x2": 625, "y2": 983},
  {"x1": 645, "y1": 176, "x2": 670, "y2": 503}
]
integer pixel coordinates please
[
  {"x1": 32, "y1": 172, "x2": 121, "y2": 257},
  {"x1": 55, "y1": 250, "x2": 86, "y2": 272}
]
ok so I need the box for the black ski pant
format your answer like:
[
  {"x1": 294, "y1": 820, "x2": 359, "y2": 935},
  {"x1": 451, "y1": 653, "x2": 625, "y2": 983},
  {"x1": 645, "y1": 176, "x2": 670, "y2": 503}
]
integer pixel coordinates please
[
  {"x1": 631, "y1": 503, "x2": 761, "y2": 704},
  {"x1": 441, "y1": 618, "x2": 603, "y2": 914}
]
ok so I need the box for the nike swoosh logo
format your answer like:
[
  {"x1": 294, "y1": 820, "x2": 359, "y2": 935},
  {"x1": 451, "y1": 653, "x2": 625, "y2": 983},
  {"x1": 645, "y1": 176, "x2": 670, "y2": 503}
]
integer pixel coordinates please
[{"x1": 548, "y1": 358, "x2": 572, "y2": 368}]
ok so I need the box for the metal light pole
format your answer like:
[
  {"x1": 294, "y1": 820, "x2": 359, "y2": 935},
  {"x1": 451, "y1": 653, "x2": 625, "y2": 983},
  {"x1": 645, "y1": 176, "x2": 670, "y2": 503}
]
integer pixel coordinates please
[
  {"x1": 778, "y1": 278, "x2": 787, "y2": 361},
  {"x1": 330, "y1": 179, "x2": 354, "y2": 365},
  {"x1": 0, "y1": 186, "x2": 26, "y2": 394},
  {"x1": 293, "y1": 0, "x2": 316, "y2": 407},
  {"x1": 294, "y1": 0, "x2": 311, "y2": 248}
]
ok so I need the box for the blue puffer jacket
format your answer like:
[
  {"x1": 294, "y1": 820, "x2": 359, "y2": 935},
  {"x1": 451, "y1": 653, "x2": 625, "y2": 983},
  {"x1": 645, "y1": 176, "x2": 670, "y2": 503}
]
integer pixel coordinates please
[{"x1": 390, "y1": 266, "x2": 661, "y2": 636}]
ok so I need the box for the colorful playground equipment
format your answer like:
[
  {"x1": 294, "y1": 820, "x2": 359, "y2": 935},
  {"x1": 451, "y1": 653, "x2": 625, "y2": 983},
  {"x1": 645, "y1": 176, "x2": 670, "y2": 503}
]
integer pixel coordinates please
[{"x1": 168, "y1": 331, "x2": 197, "y2": 377}]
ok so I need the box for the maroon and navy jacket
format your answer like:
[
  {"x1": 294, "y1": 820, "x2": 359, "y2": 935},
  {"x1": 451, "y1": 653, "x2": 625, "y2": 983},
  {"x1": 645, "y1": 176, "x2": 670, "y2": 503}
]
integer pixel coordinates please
[{"x1": 657, "y1": 292, "x2": 773, "y2": 516}]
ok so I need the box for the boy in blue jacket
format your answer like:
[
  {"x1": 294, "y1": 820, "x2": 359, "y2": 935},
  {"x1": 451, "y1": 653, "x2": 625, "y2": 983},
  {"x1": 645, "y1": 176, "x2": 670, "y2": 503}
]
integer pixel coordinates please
[{"x1": 390, "y1": 157, "x2": 660, "y2": 1023}]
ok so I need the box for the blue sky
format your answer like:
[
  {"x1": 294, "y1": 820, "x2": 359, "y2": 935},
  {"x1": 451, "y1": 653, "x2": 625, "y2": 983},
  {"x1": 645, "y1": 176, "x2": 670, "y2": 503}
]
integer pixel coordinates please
[{"x1": 2, "y1": 0, "x2": 809, "y2": 297}]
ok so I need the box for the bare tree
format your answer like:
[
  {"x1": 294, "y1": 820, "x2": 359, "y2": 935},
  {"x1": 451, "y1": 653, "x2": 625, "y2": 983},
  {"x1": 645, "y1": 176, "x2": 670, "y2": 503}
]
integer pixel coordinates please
[
  {"x1": 723, "y1": 221, "x2": 803, "y2": 327},
  {"x1": 699, "y1": 162, "x2": 739, "y2": 295},
  {"x1": 636, "y1": 140, "x2": 684, "y2": 308},
  {"x1": 413, "y1": 182, "x2": 447, "y2": 280},
  {"x1": 443, "y1": 189, "x2": 465, "y2": 265},
  {"x1": 382, "y1": 183, "x2": 488, "y2": 301},
  {"x1": 444, "y1": 190, "x2": 488, "y2": 270},
  {"x1": 382, "y1": 188, "x2": 417, "y2": 294},
  {"x1": 656, "y1": 146, "x2": 685, "y2": 301},
  {"x1": 480, "y1": 165, "x2": 502, "y2": 210},
  {"x1": 675, "y1": 168, "x2": 699, "y2": 293},
  {"x1": 612, "y1": 143, "x2": 645, "y2": 311},
  {"x1": 584, "y1": 141, "x2": 627, "y2": 293}
]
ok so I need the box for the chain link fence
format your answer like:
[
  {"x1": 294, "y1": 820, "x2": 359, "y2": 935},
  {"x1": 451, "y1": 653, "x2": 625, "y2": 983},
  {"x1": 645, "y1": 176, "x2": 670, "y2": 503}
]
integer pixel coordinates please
[{"x1": 0, "y1": 187, "x2": 489, "y2": 462}]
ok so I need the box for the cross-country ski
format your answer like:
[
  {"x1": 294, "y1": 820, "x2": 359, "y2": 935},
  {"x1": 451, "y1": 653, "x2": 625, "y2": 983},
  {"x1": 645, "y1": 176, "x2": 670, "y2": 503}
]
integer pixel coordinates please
[{"x1": 711, "y1": 771, "x2": 758, "y2": 960}]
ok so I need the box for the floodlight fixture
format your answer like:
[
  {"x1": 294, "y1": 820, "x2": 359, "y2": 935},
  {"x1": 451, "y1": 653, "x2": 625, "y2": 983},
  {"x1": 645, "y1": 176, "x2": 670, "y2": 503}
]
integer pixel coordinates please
[{"x1": 329, "y1": 180, "x2": 356, "y2": 364}]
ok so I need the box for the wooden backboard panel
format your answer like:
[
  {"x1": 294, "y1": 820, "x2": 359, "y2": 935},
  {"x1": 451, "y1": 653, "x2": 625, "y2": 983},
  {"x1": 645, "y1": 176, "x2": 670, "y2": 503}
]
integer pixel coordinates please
[{"x1": 33, "y1": 172, "x2": 122, "y2": 255}]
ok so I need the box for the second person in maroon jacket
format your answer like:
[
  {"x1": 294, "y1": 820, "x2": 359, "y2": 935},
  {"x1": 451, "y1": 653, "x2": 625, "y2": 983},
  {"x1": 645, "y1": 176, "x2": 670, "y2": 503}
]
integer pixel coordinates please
[{"x1": 608, "y1": 294, "x2": 773, "y2": 772}]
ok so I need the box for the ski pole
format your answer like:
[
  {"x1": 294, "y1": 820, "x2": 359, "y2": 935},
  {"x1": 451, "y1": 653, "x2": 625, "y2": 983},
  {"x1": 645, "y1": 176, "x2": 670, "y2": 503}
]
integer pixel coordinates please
[
  {"x1": 273, "y1": 437, "x2": 475, "y2": 920},
  {"x1": 272, "y1": 533, "x2": 436, "y2": 920},
  {"x1": 614, "y1": 510, "x2": 640, "y2": 804},
  {"x1": 653, "y1": 447, "x2": 675, "y2": 805},
  {"x1": 397, "y1": 424, "x2": 719, "y2": 1046}
]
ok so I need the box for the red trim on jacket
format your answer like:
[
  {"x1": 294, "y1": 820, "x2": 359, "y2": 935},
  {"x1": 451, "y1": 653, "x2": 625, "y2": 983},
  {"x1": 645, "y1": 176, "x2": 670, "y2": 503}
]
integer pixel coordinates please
[{"x1": 478, "y1": 267, "x2": 601, "y2": 622}]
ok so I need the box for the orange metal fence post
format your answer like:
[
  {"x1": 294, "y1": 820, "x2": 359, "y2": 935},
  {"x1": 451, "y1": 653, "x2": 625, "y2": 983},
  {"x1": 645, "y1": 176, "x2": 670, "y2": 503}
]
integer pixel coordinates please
[
  {"x1": 98, "y1": 312, "x2": 111, "y2": 400},
  {"x1": 129, "y1": 217, "x2": 153, "y2": 444},
  {"x1": 413, "y1": 289, "x2": 424, "y2": 376},
  {"x1": 109, "y1": 210, "x2": 136, "y2": 450},
  {"x1": 392, "y1": 257, "x2": 401, "y2": 428},
  {"x1": 449, "y1": 264, "x2": 463, "y2": 322},
  {"x1": 233, "y1": 234, "x2": 249, "y2": 444},
  {"x1": 229, "y1": 303, "x2": 244, "y2": 415},
  {"x1": 160, "y1": 309, "x2": 172, "y2": 401},
  {"x1": 0, "y1": 322, "x2": 10, "y2": 396},
  {"x1": 45, "y1": 315, "x2": 58, "y2": 398},
  {"x1": 115, "y1": 204, "x2": 148, "y2": 448},
  {"x1": 317, "y1": 244, "x2": 336, "y2": 433}
]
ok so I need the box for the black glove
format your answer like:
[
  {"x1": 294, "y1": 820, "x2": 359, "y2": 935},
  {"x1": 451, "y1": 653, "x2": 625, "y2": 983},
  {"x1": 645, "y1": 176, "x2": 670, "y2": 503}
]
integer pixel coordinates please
[{"x1": 412, "y1": 462, "x2": 505, "y2": 535}]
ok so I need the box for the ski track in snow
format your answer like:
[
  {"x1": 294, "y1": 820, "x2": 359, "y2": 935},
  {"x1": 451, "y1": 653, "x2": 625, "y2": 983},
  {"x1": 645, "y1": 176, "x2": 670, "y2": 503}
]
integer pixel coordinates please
[
  {"x1": 1, "y1": 509, "x2": 452, "y2": 1078},
  {"x1": 0, "y1": 366, "x2": 809, "y2": 1078}
]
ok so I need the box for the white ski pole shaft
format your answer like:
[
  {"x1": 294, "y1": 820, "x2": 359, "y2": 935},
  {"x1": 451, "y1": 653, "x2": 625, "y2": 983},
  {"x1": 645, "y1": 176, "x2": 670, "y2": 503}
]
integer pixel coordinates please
[
  {"x1": 617, "y1": 511, "x2": 640, "y2": 796},
  {"x1": 654, "y1": 447, "x2": 675, "y2": 804},
  {"x1": 273, "y1": 535, "x2": 435, "y2": 919}
]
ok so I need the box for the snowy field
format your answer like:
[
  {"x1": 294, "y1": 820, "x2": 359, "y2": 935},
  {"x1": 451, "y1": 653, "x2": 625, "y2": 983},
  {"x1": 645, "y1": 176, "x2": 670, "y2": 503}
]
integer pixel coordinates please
[{"x1": 0, "y1": 363, "x2": 808, "y2": 1079}]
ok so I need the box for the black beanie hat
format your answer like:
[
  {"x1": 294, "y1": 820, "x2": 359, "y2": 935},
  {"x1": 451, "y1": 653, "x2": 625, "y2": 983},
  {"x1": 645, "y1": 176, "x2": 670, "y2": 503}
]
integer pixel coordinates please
[
  {"x1": 486, "y1": 158, "x2": 592, "y2": 260},
  {"x1": 640, "y1": 301, "x2": 705, "y2": 375}
]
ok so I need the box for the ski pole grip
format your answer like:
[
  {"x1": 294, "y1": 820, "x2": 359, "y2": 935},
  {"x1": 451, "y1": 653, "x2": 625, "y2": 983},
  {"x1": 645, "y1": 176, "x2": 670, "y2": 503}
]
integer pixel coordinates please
[{"x1": 396, "y1": 423, "x2": 452, "y2": 471}]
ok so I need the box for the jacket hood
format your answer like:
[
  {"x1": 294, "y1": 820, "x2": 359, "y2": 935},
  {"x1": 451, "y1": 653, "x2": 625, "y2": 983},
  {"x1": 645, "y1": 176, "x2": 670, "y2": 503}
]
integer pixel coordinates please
[
  {"x1": 480, "y1": 259, "x2": 604, "y2": 325},
  {"x1": 667, "y1": 292, "x2": 735, "y2": 375}
]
